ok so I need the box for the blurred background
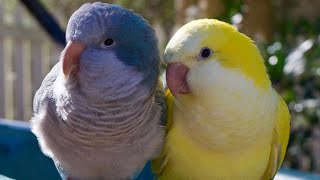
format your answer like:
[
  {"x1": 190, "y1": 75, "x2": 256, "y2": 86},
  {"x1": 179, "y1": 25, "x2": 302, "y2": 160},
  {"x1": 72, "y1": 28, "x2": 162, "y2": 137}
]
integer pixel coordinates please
[{"x1": 0, "y1": 0, "x2": 319, "y2": 176}]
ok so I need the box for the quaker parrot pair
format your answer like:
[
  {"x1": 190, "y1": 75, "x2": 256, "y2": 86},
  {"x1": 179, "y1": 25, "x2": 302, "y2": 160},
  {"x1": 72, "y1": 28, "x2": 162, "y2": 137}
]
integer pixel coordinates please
[{"x1": 32, "y1": 2, "x2": 290, "y2": 180}]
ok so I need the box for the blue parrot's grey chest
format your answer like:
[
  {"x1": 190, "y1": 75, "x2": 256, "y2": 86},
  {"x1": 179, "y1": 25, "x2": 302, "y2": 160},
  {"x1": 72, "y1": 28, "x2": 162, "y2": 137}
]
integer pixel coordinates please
[
  {"x1": 31, "y1": 2, "x2": 165, "y2": 179},
  {"x1": 31, "y1": 63, "x2": 165, "y2": 179}
]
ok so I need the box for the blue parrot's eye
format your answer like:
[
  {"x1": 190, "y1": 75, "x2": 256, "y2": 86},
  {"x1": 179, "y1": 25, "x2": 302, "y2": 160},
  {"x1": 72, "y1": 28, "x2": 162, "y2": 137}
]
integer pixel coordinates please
[
  {"x1": 104, "y1": 38, "x2": 114, "y2": 46},
  {"x1": 199, "y1": 47, "x2": 212, "y2": 60}
]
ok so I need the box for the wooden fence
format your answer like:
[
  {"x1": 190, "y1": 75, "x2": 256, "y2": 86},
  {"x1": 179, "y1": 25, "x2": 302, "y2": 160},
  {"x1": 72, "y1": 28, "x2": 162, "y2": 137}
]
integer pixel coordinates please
[{"x1": 0, "y1": 0, "x2": 63, "y2": 121}]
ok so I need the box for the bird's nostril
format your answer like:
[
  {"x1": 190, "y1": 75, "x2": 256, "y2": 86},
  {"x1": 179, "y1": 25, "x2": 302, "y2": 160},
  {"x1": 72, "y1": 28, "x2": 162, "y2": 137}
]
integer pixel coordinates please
[{"x1": 164, "y1": 53, "x2": 174, "y2": 63}]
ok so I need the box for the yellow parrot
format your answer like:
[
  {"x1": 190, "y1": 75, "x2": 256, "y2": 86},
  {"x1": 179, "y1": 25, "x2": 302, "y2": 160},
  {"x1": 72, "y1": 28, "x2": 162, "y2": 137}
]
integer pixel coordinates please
[{"x1": 152, "y1": 19, "x2": 290, "y2": 180}]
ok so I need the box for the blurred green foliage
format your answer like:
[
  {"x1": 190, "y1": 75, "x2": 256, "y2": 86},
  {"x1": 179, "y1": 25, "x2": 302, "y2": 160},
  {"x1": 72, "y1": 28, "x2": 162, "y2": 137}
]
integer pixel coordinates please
[
  {"x1": 263, "y1": 18, "x2": 320, "y2": 172},
  {"x1": 216, "y1": 0, "x2": 243, "y2": 23}
]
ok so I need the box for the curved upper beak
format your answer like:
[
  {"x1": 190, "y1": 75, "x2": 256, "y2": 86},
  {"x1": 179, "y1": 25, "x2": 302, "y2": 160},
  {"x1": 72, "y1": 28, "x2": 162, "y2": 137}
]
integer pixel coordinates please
[
  {"x1": 166, "y1": 63, "x2": 192, "y2": 97},
  {"x1": 61, "y1": 41, "x2": 86, "y2": 77}
]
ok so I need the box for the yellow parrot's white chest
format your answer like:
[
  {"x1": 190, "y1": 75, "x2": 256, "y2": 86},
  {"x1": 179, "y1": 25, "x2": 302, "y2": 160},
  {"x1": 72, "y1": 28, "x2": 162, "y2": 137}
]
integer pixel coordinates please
[{"x1": 175, "y1": 62, "x2": 278, "y2": 150}]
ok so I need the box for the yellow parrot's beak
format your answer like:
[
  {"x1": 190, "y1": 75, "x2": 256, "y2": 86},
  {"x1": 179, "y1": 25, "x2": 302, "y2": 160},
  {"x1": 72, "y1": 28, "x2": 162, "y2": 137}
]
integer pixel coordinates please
[{"x1": 166, "y1": 63, "x2": 192, "y2": 97}]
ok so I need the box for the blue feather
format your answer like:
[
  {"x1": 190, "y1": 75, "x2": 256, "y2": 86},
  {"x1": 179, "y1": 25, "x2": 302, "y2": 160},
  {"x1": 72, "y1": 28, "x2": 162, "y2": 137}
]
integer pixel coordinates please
[
  {"x1": 66, "y1": 2, "x2": 160, "y2": 88},
  {"x1": 135, "y1": 161, "x2": 155, "y2": 180}
]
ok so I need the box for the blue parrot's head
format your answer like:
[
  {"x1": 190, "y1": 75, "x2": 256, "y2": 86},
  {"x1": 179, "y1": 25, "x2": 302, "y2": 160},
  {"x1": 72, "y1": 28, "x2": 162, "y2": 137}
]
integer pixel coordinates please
[{"x1": 62, "y1": 2, "x2": 160, "y2": 90}]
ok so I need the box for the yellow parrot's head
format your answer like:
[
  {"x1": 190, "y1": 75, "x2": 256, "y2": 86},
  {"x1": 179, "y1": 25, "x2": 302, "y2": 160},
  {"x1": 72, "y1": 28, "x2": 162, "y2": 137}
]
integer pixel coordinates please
[{"x1": 164, "y1": 19, "x2": 271, "y2": 99}]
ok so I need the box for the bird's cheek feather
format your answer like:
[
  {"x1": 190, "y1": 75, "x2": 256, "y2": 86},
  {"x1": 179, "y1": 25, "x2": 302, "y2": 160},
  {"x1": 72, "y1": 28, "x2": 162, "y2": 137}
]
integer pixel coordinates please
[
  {"x1": 166, "y1": 63, "x2": 192, "y2": 97},
  {"x1": 62, "y1": 41, "x2": 86, "y2": 77}
]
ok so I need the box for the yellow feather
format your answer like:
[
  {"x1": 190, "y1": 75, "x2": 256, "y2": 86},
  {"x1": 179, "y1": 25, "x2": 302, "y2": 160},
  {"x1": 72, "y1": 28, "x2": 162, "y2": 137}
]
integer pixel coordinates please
[
  {"x1": 154, "y1": 90, "x2": 290, "y2": 180},
  {"x1": 262, "y1": 93, "x2": 291, "y2": 179}
]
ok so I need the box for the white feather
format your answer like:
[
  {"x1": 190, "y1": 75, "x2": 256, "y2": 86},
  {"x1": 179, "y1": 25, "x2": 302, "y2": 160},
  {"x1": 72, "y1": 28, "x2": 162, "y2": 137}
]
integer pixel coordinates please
[{"x1": 174, "y1": 60, "x2": 278, "y2": 151}]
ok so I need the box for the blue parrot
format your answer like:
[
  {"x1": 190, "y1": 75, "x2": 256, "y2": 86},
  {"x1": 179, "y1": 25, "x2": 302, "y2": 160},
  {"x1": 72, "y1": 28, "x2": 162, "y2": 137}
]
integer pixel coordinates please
[{"x1": 31, "y1": 2, "x2": 166, "y2": 180}]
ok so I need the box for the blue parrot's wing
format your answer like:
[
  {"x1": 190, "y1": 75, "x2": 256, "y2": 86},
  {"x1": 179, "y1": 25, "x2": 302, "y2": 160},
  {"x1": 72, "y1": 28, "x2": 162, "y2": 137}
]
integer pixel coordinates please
[
  {"x1": 154, "y1": 80, "x2": 167, "y2": 126},
  {"x1": 0, "y1": 119, "x2": 60, "y2": 180},
  {"x1": 33, "y1": 62, "x2": 60, "y2": 114},
  {"x1": 133, "y1": 80, "x2": 166, "y2": 180}
]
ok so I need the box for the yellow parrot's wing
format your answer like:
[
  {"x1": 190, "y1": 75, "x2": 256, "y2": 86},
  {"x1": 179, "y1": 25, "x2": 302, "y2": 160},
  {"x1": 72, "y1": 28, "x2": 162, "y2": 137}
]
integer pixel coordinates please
[
  {"x1": 152, "y1": 90, "x2": 174, "y2": 176},
  {"x1": 262, "y1": 94, "x2": 290, "y2": 179}
]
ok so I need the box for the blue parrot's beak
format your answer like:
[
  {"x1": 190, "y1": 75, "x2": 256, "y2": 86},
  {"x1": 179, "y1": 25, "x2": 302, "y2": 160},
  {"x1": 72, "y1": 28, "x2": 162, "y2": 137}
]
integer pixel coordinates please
[{"x1": 61, "y1": 41, "x2": 85, "y2": 77}]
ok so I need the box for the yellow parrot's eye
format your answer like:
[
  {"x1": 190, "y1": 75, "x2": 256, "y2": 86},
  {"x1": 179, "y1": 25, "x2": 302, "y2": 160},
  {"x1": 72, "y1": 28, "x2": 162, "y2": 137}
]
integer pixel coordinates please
[{"x1": 198, "y1": 47, "x2": 213, "y2": 60}]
